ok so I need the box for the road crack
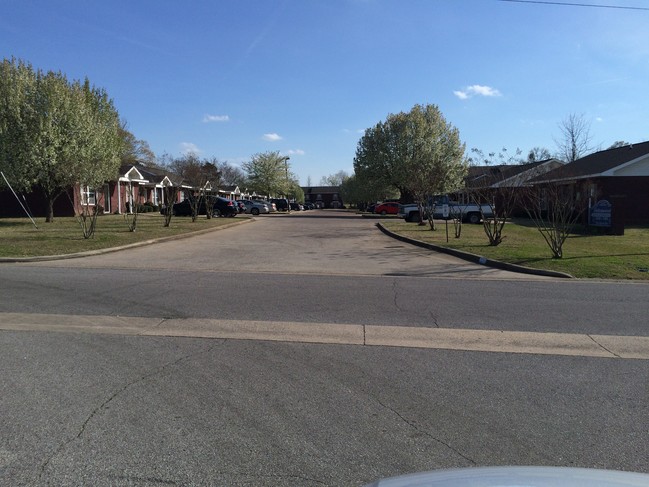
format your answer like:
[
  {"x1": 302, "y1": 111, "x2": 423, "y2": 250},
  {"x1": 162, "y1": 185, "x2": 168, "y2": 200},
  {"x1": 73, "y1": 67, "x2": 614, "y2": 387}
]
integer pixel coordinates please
[
  {"x1": 429, "y1": 311, "x2": 440, "y2": 328},
  {"x1": 376, "y1": 398, "x2": 476, "y2": 465},
  {"x1": 587, "y1": 334, "x2": 621, "y2": 358},
  {"x1": 391, "y1": 279, "x2": 403, "y2": 312},
  {"x1": 38, "y1": 342, "x2": 221, "y2": 481}
]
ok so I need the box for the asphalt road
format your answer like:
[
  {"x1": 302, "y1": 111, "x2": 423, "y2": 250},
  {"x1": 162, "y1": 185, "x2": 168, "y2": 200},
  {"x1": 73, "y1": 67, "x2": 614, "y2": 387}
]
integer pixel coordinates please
[{"x1": 1, "y1": 210, "x2": 648, "y2": 486}]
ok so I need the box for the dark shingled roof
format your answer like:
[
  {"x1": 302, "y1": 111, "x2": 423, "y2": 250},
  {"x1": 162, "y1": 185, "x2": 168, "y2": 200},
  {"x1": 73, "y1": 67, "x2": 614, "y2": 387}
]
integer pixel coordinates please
[
  {"x1": 531, "y1": 141, "x2": 649, "y2": 183},
  {"x1": 301, "y1": 186, "x2": 341, "y2": 194},
  {"x1": 465, "y1": 160, "x2": 560, "y2": 188}
]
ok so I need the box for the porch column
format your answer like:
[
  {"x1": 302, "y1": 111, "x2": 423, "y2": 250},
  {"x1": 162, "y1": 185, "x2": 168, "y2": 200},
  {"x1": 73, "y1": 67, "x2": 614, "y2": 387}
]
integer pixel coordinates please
[{"x1": 117, "y1": 180, "x2": 122, "y2": 214}]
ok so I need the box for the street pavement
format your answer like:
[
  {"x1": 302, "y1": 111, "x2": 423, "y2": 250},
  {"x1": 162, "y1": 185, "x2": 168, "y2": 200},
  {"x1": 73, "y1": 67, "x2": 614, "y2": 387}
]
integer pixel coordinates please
[{"x1": 1, "y1": 210, "x2": 648, "y2": 486}]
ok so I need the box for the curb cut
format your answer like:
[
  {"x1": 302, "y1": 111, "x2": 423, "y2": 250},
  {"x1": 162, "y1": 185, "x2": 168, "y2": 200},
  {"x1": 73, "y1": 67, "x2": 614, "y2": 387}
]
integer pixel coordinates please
[
  {"x1": 376, "y1": 222, "x2": 574, "y2": 279},
  {"x1": 0, "y1": 217, "x2": 253, "y2": 263}
]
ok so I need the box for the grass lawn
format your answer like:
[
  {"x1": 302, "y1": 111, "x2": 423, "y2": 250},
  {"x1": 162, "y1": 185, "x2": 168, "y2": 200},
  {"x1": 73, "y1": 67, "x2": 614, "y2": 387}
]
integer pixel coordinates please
[
  {"x1": 0, "y1": 213, "x2": 249, "y2": 258},
  {"x1": 381, "y1": 218, "x2": 649, "y2": 280}
]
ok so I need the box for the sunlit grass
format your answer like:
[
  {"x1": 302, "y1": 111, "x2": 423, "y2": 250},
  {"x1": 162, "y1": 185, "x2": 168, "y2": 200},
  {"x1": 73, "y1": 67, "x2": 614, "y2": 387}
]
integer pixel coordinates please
[
  {"x1": 381, "y1": 218, "x2": 649, "y2": 280},
  {"x1": 0, "y1": 213, "x2": 248, "y2": 258}
]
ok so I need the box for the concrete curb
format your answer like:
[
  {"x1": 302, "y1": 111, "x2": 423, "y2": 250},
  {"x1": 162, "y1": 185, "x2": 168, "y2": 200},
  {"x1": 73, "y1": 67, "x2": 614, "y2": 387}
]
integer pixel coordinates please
[
  {"x1": 0, "y1": 217, "x2": 253, "y2": 263},
  {"x1": 376, "y1": 222, "x2": 574, "y2": 279},
  {"x1": 360, "y1": 213, "x2": 400, "y2": 219},
  {"x1": 4, "y1": 312, "x2": 648, "y2": 358}
]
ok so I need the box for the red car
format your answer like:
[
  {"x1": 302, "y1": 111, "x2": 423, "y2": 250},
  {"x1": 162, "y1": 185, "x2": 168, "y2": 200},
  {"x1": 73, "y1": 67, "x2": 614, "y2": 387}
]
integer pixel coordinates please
[{"x1": 374, "y1": 202, "x2": 400, "y2": 215}]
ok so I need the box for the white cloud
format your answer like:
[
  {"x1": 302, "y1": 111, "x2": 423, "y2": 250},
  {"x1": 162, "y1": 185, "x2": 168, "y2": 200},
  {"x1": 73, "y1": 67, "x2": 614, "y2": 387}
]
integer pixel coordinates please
[
  {"x1": 596, "y1": 117, "x2": 604, "y2": 123},
  {"x1": 263, "y1": 133, "x2": 282, "y2": 141},
  {"x1": 454, "y1": 84, "x2": 502, "y2": 100},
  {"x1": 203, "y1": 114, "x2": 229, "y2": 123},
  {"x1": 180, "y1": 142, "x2": 201, "y2": 155},
  {"x1": 287, "y1": 149, "x2": 305, "y2": 156}
]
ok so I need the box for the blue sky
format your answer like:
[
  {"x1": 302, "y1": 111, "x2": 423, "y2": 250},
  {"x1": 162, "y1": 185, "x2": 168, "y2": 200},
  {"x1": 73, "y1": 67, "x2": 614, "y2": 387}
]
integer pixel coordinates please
[{"x1": 2, "y1": 0, "x2": 648, "y2": 185}]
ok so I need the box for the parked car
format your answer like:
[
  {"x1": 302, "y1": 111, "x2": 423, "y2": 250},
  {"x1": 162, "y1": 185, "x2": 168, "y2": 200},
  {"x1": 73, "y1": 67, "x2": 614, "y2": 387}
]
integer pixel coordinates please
[
  {"x1": 165, "y1": 196, "x2": 238, "y2": 217},
  {"x1": 238, "y1": 199, "x2": 270, "y2": 215},
  {"x1": 213, "y1": 197, "x2": 238, "y2": 217},
  {"x1": 234, "y1": 200, "x2": 246, "y2": 213},
  {"x1": 166, "y1": 199, "x2": 202, "y2": 216},
  {"x1": 366, "y1": 203, "x2": 377, "y2": 213},
  {"x1": 289, "y1": 202, "x2": 304, "y2": 211},
  {"x1": 303, "y1": 202, "x2": 315, "y2": 210},
  {"x1": 374, "y1": 202, "x2": 400, "y2": 215},
  {"x1": 398, "y1": 196, "x2": 494, "y2": 224},
  {"x1": 271, "y1": 198, "x2": 290, "y2": 211},
  {"x1": 253, "y1": 199, "x2": 276, "y2": 212}
]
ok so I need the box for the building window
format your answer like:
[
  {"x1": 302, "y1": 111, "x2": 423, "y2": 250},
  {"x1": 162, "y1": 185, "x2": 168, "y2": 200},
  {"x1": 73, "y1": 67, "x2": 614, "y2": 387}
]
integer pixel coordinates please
[{"x1": 81, "y1": 186, "x2": 96, "y2": 206}]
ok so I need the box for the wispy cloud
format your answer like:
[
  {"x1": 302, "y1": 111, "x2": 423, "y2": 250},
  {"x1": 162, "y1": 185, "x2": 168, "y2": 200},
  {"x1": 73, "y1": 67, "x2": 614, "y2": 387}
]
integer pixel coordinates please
[
  {"x1": 287, "y1": 149, "x2": 305, "y2": 156},
  {"x1": 454, "y1": 84, "x2": 502, "y2": 100},
  {"x1": 180, "y1": 142, "x2": 201, "y2": 155},
  {"x1": 263, "y1": 133, "x2": 283, "y2": 142},
  {"x1": 203, "y1": 114, "x2": 230, "y2": 123}
]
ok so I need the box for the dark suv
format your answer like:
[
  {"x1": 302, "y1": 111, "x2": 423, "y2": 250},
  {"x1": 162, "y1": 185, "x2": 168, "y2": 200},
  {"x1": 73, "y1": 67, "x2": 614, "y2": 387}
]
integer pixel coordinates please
[
  {"x1": 166, "y1": 196, "x2": 237, "y2": 217},
  {"x1": 271, "y1": 198, "x2": 290, "y2": 212}
]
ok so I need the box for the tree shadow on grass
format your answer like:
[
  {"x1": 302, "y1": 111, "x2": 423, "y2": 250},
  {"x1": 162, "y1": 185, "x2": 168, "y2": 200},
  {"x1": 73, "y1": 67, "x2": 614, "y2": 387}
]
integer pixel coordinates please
[
  {"x1": 517, "y1": 252, "x2": 649, "y2": 265},
  {"x1": 0, "y1": 219, "x2": 36, "y2": 228}
]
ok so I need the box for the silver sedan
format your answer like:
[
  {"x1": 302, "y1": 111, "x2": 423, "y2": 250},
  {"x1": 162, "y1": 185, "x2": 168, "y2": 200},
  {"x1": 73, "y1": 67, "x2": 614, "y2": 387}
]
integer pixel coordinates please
[{"x1": 238, "y1": 200, "x2": 270, "y2": 215}]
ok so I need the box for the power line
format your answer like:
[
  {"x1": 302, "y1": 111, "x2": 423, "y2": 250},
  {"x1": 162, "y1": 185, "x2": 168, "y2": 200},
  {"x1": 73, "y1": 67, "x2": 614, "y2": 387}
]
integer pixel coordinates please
[{"x1": 498, "y1": 0, "x2": 649, "y2": 11}]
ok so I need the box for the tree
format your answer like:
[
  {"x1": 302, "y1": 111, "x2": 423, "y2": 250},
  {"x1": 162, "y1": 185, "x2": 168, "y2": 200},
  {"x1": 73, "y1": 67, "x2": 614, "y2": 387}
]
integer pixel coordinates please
[
  {"x1": 349, "y1": 166, "x2": 399, "y2": 208},
  {"x1": 339, "y1": 174, "x2": 363, "y2": 208},
  {"x1": 123, "y1": 183, "x2": 142, "y2": 232},
  {"x1": 319, "y1": 171, "x2": 349, "y2": 186},
  {"x1": 520, "y1": 181, "x2": 587, "y2": 258},
  {"x1": 354, "y1": 104, "x2": 467, "y2": 226},
  {"x1": 161, "y1": 184, "x2": 179, "y2": 227},
  {"x1": 218, "y1": 160, "x2": 247, "y2": 187},
  {"x1": 554, "y1": 113, "x2": 594, "y2": 163},
  {"x1": 527, "y1": 147, "x2": 552, "y2": 163},
  {"x1": 168, "y1": 153, "x2": 221, "y2": 221},
  {"x1": 608, "y1": 141, "x2": 630, "y2": 149},
  {"x1": 287, "y1": 179, "x2": 304, "y2": 203},
  {"x1": 0, "y1": 58, "x2": 40, "y2": 194},
  {"x1": 0, "y1": 58, "x2": 123, "y2": 224},
  {"x1": 243, "y1": 151, "x2": 289, "y2": 197},
  {"x1": 467, "y1": 148, "x2": 523, "y2": 246},
  {"x1": 74, "y1": 80, "x2": 124, "y2": 237},
  {"x1": 120, "y1": 124, "x2": 156, "y2": 167}
]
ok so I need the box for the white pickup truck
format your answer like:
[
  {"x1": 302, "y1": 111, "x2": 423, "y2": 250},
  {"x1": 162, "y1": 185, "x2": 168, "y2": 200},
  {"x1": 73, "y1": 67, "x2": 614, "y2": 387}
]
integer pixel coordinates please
[{"x1": 397, "y1": 196, "x2": 494, "y2": 224}]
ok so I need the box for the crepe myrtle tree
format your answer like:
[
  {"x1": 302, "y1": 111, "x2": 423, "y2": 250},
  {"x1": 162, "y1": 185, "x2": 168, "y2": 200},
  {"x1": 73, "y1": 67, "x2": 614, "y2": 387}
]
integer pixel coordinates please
[
  {"x1": 467, "y1": 148, "x2": 524, "y2": 246},
  {"x1": 162, "y1": 182, "x2": 179, "y2": 227},
  {"x1": 520, "y1": 180, "x2": 588, "y2": 259},
  {"x1": 123, "y1": 182, "x2": 142, "y2": 232},
  {"x1": 168, "y1": 154, "x2": 221, "y2": 221}
]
